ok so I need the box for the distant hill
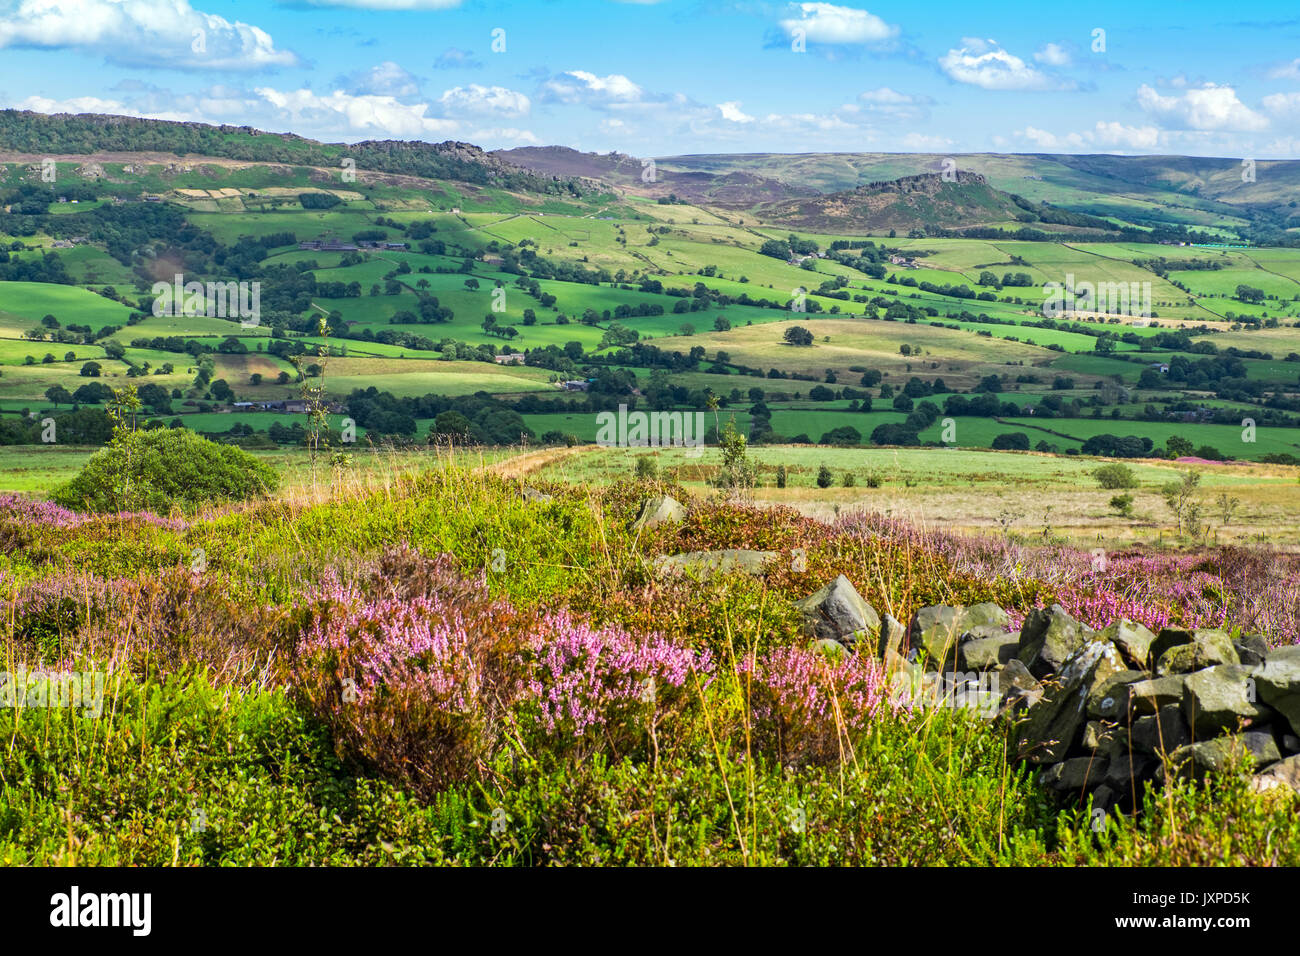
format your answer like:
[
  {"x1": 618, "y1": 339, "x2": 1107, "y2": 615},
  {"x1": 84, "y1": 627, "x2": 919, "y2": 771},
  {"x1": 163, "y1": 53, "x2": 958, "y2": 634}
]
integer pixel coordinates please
[
  {"x1": 0, "y1": 110, "x2": 592, "y2": 197},
  {"x1": 494, "y1": 145, "x2": 818, "y2": 206},
  {"x1": 658, "y1": 151, "x2": 1300, "y2": 234},
  {"x1": 750, "y1": 170, "x2": 1112, "y2": 236}
]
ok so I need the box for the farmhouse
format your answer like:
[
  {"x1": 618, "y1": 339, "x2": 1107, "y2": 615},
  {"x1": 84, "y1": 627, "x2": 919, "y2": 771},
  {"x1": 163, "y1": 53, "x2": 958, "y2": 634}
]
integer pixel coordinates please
[
  {"x1": 493, "y1": 353, "x2": 525, "y2": 365},
  {"x1": 561, "y1": 380, "x2": 590, "y2": 392},
  {"x1": 1149, "y1": 362, "x2": 1170, "y2": 374}
]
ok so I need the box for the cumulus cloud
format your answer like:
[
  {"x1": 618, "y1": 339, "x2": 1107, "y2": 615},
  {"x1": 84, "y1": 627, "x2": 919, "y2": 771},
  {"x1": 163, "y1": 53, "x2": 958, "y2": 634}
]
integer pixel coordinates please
[
  {"x1": 898, "y1": 132, "x2": 953, "y2": 149},
  {"x1": 1016, "y1": 121, "x2": 1160, "y2": 151},
  {"x1": 291, "y1": 0, "x2": 462, "y2": 8},
  {"x1": 438, "y1": 84, "x2": 530, "y2": 118},
  {"x1": 778, "y1": 2, "x2": 899, "y2": 46},
  {"x1": 253, "y1": 87, "x2": 458, "y2": 138},
  {"x1": 1266, "y1": 59, "x2": 1300, "y2": 80},
  {"x1": 1262, "y1": 91, "x2": 1300, "y2": 120},
  {"x1": 540, "y1": 70, "x2": 644, "y2": 106},
  {"x1": 843, "y1": 87, "x2": 933, "y2": 120},
  {"x1": 1136, "y1": 83, "x2": 1268, "y2": 131},
  {"x1": 940, "y1": 38, "x2": 1071, "y2": 90},
  {"x1": 340, "y1": 61, "x2": 421, "y2": 97},
  {"x1": 718, "y1": 101, "x2": 754, "y2": 123},
  {"x1": 14, "y1": 93, "x2": 197, "y2": 123},
  {"x1": 432, "y1": 46, "x2": 482, "y2": 70},
  {"x1": 1033, "y1": 42, "x2": 1071, "y2": 67},
  {"x1": 0, "y1": 0, "x2": 296, "y2": 70}
]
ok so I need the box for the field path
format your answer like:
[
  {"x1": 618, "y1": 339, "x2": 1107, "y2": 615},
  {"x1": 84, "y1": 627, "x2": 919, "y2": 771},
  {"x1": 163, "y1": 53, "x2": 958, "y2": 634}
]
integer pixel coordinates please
[{"x1": 486, "y1": 444, "x2": 597, "y2": 480}]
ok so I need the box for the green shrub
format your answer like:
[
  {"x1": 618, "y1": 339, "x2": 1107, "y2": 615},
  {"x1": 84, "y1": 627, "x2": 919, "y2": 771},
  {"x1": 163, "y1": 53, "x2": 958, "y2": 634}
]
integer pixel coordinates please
[
  {"x1": 841, "y1": 471, "x2": 856, "y2": 487},
  {"x1": 816, "y1": 465, "x2": 833, "y2": 488},
  {"x1": 53, "y1": 428, "x2": 278, "y2": 514},
  {"x1": 1093, "y1": 462, "x2": 1138, "y2": 490},
  {"x1": 1109, "y1": 493, "x2": 1134, "y2": 518}
]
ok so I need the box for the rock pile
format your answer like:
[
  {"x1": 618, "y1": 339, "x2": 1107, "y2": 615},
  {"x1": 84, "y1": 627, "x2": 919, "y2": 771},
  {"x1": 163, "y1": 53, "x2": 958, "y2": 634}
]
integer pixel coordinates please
[{"x1": 793, "y1": 577, "x2": 1300, "y2": 808}]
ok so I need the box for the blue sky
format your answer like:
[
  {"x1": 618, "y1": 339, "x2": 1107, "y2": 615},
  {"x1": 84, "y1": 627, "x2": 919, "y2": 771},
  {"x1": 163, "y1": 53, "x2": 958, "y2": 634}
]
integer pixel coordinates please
[{"x1": 2, "y1": 0, "x2": 1300, "y2": 158}]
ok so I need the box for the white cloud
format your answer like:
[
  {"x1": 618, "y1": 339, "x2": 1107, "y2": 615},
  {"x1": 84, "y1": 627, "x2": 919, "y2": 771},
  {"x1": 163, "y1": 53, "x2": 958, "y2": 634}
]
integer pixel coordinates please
[
  {"x1": 465, "y1": 127, "x2": 539, "y2": 146},
  {"x1": 294, "y1": 0, "x2": 462, "y2": 8},
  {"x1": 432, "y1": 46, "x2": 481, "y2": 70},
  {"x1": 899, "y1": 132, "x2": 953, "y2": 149},
  {"x1": 439, "y1": 84, "x2": 531, "y2": 118},
  {"x1": 1015, "y1": 121, "x2": 1159, "y2": 152},
  {"x1": 778, "y1": 2, "x2": 899, "y2": 46},
  {"x1": 541, "y1": 70, "x2": 644, "y2": 105},
  {"x1": 1033, "y1": 42, "x2": 1071, "y2": 67},
  {"x1": 1262, "y1": 91, "x2": 1300, "y2": 120},
  {"x1": 718, "y1": 101, "x2": 754, "y2": 123},
  {"x1": 253, "y1": 88, "x2": 458, "y2": 138},
  {"x1": 940, "y1": 38, "x2": 1070, "y2": 90},
  {"x1": 1267, "y1": 59, "x2": 1300, "y2": 80},
  {"x1": 0, "y1": 0, "x2": 295, "y2": 70},
  {"x1": 1091, "y1": 121, "x2": 1160, "y2": 149},
  {"x1": 14, "y1": 94, "x2": 196, "y2": 123},
  {"x1": 343, "y1": 61, "x2": 421, "y2": 97},
  {"x1": 1137, "y1": 83, "x2": 1268, "y2": 131},
  {"x1": 857, "y1": 87, "x2": 918, "y2": 104},
  {"x1": 844, "y1": 87, "x2": 933, "y2": 120}
]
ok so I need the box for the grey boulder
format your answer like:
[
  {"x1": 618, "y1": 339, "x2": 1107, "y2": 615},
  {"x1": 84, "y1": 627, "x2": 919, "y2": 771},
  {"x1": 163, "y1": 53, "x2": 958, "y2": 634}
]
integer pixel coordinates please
[{"x1": 794, "y1": 574, "x2": 880, "y2": 645}]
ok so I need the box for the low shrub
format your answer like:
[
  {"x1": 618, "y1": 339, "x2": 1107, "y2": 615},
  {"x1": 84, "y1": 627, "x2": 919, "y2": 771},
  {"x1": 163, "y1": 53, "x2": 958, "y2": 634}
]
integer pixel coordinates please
[{"x1": 52, "y1": 429, "x2": 278, "y2": 514}]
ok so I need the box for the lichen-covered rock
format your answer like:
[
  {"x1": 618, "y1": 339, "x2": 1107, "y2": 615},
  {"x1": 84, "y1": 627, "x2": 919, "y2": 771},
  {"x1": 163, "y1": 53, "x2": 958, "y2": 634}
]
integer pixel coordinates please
[
  {"x1": 1253, "y1": 655, "x2": 1300, "y2": 736},
  {"x1": 1040, "y1": 756, "x2": 1110, "y2": 792},
  {"x1": 958, "y1": 602, "x2": 1011, "y2": 632},
  {"x1": 1017, "y1": 604, "x2": 1095, "y2": 678},
  {"x1": 957, "y1": 634, "x2": 1019, "y2": 672},
  {"x1": 911, "y1": 609, "x2": 965, "y2": 671},
  {"x1": 1170, "y1": 730, "x2": 1282, "y2": 782},
  {"x1": 653, "y1": 549, "x2": 776, "y2": 580},
  {"x1": 1234, "y1": 634, "x2": 1270, "y2": 667},
  {"x1": 630, "y1": 495, "x2": 686, "y2": 530},
  {"x1": 1087, "y1": 668, "x2": 1148, "y2": 720},
  {"x1": 1182, "y1": 663, "x2": 1270, "y2": 737},
  {"x1": 518, "y1": 486, "x2": 554, "y2": 503},
  {"x1": 1250, "y1": 754, "x2": 1300, "y2": 794},
  {"x1": 794, "y1": 574, "x2": 880, "y2": 645},
  {"x1": 1149, "y1": 627, "x2": 1194, "y2": 664},
  {"x1": 1122, "y1": 674, "x2": 1187, "y2": 716},
  {"x1": 1105, "y1": 752, "x2": 1156, "y2": 795},
  {"x1": 875, "y1": 613, "x2": 906, "y2": 659},
  {"x1": 997, "y1": 659, "x2": 1043, "y2": 715},
  {"x1": 1099, "y1": 618, "x2": 1157, "y2": 669},
  {"x1": 1015, "y1": 641, "x2": 1125, "y2": 764},
  {"x1": 912, "y1": 605, "x2": 961, "y2": 635},
  {"x1": 1154, "y1": 629, "x2": 1239, "y2": 676},
  {"x1": 1129, "y1": 704, "x2": 1190, "y2": 755}
]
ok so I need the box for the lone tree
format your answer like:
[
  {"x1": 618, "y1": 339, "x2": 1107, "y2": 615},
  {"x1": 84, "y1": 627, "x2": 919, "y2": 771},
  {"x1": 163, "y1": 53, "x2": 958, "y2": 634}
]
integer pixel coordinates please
[
  {"x1": 1161, "y1": 469, "x2": 1201, "y2": 534},
  {"x1": 783, "y1": 326, "x2": 814, "y2": 347}
]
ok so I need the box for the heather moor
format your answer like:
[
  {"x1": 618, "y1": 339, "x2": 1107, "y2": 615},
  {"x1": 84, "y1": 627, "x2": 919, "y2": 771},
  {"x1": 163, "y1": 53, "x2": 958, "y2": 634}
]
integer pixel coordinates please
[{"x1": 3, "y1": 0, "x2": 1300, "y2": 871}]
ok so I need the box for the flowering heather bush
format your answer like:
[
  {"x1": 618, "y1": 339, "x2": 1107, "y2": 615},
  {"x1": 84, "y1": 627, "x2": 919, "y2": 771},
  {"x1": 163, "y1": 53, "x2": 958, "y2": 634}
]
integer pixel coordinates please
[
  {"x1": 740, "y1": 645, "x2": 904, "y2": 766},
  {"x1": 0, "y1": 493, "x2": 188, "y2": 531},
  {"x1": 3, "y1": 566, "x2": 290, "y2": 679},
  {"x1": 523, "y1": 610, "x2": 709, "y2": 747},
  {"x1": 293, "y1": 547, "x2": 709, "y2": 792}
]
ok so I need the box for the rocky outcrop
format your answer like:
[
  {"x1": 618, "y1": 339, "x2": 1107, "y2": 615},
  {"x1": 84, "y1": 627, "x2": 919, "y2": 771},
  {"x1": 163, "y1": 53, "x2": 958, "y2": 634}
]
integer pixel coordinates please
[
  {"x1": 653, "y1": 549, "x2": 777, "y2": 580},
  {"x1": 794, "y1": 574, "x2": 881, "y2": 647},
  {"x1": 631, "y1": 495, "x2": 686, "y2": 531}
]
